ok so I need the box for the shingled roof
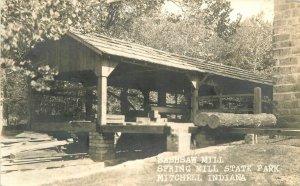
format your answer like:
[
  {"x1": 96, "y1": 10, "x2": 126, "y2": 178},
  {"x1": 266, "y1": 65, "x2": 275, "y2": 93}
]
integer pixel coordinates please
[{"x1": 67, "y1": 30, "x2": 273, "y2": 85}]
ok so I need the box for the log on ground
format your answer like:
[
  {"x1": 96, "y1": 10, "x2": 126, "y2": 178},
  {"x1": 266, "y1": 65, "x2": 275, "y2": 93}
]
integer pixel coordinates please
[
  {"x1": 207, "y1": 113, "x2": 276, "y2": 129},
  {"x1": 194, "y1": 112, "x2": 216, "y2": 127}
]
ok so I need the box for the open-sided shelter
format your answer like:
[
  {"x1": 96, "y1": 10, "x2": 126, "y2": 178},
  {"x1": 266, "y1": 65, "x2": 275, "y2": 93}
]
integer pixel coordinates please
[{"x1": 28, "y1": 30, "x2": 273, "y2": 160}]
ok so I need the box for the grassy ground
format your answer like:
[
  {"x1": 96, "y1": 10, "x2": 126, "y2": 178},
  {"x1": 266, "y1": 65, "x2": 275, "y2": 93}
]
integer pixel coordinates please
[{"x1": 45, "y1": 136, "x2": 300, "y2": 186}]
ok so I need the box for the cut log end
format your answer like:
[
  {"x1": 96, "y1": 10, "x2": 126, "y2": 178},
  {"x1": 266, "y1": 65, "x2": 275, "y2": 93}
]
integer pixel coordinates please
[
  {"x1": 194, "y1": 112, "x2": 216, "y2": 127},
  {"x1": 208, "y1": 115, "x2": 220, "y2": 129}
]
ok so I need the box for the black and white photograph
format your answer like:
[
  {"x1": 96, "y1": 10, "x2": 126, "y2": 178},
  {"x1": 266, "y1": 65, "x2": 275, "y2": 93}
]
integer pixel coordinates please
[{"x1": 0, "y1": 0, "x2": 300, "y2": 185}]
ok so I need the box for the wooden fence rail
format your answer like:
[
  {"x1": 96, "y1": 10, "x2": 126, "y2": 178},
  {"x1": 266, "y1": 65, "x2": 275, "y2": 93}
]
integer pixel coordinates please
[{"x1": 198, "y1": 87, "x2": 264, "y2": 114}]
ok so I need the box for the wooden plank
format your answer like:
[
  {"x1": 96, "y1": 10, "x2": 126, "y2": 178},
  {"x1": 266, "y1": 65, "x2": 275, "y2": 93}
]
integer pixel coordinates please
[
  {"x1": 2, "y1": 158, "x2": 93, "y2": 173},
  {"x1": 150, "y1": 106, "x2": 187, "y2": 115},
  {"x1": 31, "y1": 122, "x2": 97, "y2": 132},
  {"x1": 136, "y1": 117, "x2": 151, "y2": 125},
  {"x1": 100, "y1": 125, "x2": 171, "y2": 134},
  {"x1": 10, "y1": 153, "x2": 87, "y2": 162},
  {"x1": 11, "y1": 153, "x2": 87, "y2": 164},
  {"x1": 107, "y1": 114, "x2": 125, "y2": 124},
  {"x1": 1, "y1": 140, "x2": 69, "y2": 158},
  {"x1": 15, "y1": 131, "x2": 53, "y2": 140},
  {"x1": 1, "y1": 138, "x2": 31, "y2": 145}
]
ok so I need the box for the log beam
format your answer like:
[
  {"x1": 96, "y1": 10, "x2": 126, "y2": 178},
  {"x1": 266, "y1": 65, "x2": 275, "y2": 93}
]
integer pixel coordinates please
[{"x1": 195, "y1": 112, "x2": 277, "y2": 129}]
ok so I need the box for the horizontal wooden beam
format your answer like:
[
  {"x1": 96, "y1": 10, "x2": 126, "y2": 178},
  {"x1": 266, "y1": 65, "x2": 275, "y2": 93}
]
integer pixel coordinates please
[
  {"x1": 30, "y1": 122, "x2": 170, "y2": 134},
  {"x1": 199, "y1": 108, "x2": 253, "y2": 113},
  {"x1": 189, "y1": 126, "x2": 300, "y2": 136},
  {"x1": 199, "y1": 93, "x2": 254, "y2": 99},
  {"x1": 31, "y1": 122, "x2": 97, "y2": 132},
  {"x1": 99, "y1": 125, "x2": 171, "y2": 134},
  {"x1": 228, "y1": 127, "x2": 300, "y2": 136}
]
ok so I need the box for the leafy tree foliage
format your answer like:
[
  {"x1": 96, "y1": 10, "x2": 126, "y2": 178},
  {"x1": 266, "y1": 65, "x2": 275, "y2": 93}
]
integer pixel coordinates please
[
  {"x1": 1, "y1": 0, "x2": 165, "y2": 90},
  {"x1": 201, "y1": 13, "x2": 274, "y2": 75},
  {"x1": 0, "y1": 0, "x2": 273, "y2": 124},
  {"x1": 122, "y1": 7, "x2": 273, "y2": 74},
  {"x1": 112, "y1": 0, "x2": 241, "y2": 59}
]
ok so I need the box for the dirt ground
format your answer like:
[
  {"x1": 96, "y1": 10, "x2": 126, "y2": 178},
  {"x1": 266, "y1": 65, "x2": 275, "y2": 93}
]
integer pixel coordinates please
[{"x1": 2, "y1": 135, "x2": 300, "y2": 186}]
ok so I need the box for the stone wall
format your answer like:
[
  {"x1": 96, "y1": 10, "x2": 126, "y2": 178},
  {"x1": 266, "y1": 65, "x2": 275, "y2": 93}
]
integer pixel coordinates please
[
  {"x1": 273, "y1": 0, "x2": 300, "y2": 127},
  {"x1": 89, "y1": 132, "x2": 115, "y2": 161}
]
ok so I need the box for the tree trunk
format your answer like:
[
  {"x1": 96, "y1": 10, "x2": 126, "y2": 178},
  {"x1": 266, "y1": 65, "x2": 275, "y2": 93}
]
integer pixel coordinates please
[
  {"x1": 0, "y1": 68, "x2": 5, "y2": 135},
  {"x1": 195, "y1": 112, "x2": 276, "y2": 129},
  {"x1": 209, "y1": 113, "x2": 276, "y2": 129}
]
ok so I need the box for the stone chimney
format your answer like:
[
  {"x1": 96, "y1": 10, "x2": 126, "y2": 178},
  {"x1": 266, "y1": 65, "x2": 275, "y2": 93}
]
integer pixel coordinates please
[{"x1": 273, "y1": 0, "x2": 300, "y2": 127}]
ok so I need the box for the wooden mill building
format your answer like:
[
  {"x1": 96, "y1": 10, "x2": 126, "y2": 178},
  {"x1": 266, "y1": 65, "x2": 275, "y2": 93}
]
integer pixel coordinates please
[{"x1": 28, "y1": 30, "x2": 273, "y2": 161}]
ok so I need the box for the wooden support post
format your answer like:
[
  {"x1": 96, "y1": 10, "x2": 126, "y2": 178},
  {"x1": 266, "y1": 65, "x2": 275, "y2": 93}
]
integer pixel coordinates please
[
  {"x1": 191, "y1": 86, "x2": 199, "y2": 122},
  {"x1": 120, "y1": 88, "x2": 129, "y2": 115},
  {"x1": 94, "y1": 59, "x2": 118, "y2": 126},
  {"x1": 187, "y1": 73, "x2": 209, "y2": 123},
  {"x1": 219, "y1": 94, "x2": 223, "y2": 112},
  {"x1": 185, "y1": 90, "x2": 191, "y2": 119},
  {"x1": 97, "y1": 76, "x2": 107, "y2": 125},
  {"x1": 158, "y1": 89, "x2": 166, "y2": 107},
  {"x1": 253, "y1": 87, "x2": 262, "y2": 114},
  {"x1": 142, "y1": 89, "x2": 150, "y2": 111},
  {"x1": 85, "y1": 89, "x2": 93, "y2": 121}
]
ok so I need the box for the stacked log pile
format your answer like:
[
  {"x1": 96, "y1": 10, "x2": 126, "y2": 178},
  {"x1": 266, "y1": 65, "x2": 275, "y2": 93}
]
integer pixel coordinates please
[{"x1": 194, "y1": 112, "x2": 277, "y2": 129}]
